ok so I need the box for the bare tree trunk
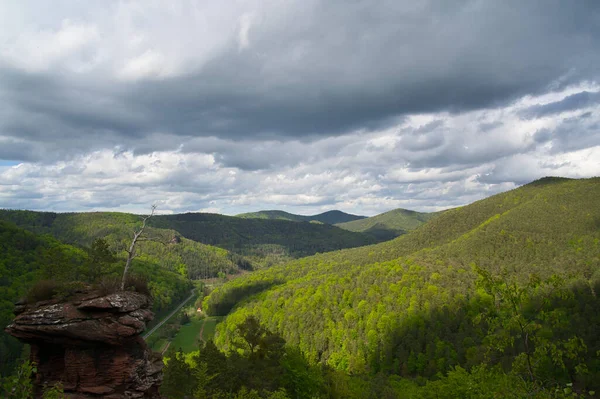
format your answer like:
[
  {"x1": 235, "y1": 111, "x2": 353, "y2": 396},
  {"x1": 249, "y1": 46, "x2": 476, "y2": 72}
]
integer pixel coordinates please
[{"x1": 121, "y1": 205, "x2": 157, "y2": 290}]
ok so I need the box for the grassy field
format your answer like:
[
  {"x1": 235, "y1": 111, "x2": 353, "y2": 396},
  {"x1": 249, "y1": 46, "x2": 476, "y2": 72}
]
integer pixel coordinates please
[
  {"x1": 169, "y1": 316, "x2": 224, "y2": 353},
  {"x1": 170, "y1": 318, "x2": 204, "y2": 353},
  {"x1": 150, "y1": 338, "x2": 169, "y2": 352},
  {"x1": 200, "y1": 316, "x2": 223, "y2": 342}
]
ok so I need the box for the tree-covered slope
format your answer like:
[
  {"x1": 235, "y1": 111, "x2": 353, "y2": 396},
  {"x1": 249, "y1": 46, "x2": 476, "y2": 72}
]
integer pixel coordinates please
[
  {"x1": 236, "y1": 210, "x2": 312, "y2": 222},
  {"x1": 0, "y1": 220, "x2": 191, "y2": 376},
  {"x1": 0, "y1": 210, "x2": 241, "y2": 279},
  {"x1": 206, "y1": 177, "x2": 600, "y2": 392},
  {"x1": 0, "y1": 221, "x2": 86, "y2": 375},
  {"x1": 335, "y1": 208, "x2": 438, "y2": 240},
  {"x1": 311, "y1": 210, "x2": 366, "y2": 224},
  {"x1": 150, "y1": 213, "x2": 376, "y2": 267},
  {"x1": 236, "y1": 209, "x2": 366, "y2": 224}
]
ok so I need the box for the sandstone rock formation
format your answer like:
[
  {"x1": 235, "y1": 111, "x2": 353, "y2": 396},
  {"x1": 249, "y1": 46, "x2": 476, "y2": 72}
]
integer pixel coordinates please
[{"x1": 5, "y1": 290, "x2": 163, "y2": 398}]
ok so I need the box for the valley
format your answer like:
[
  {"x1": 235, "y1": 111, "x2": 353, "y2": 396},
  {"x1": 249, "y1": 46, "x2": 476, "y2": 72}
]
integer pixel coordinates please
[{"x1": 1, "y1": 177, "x2": 599, "y2": 398}]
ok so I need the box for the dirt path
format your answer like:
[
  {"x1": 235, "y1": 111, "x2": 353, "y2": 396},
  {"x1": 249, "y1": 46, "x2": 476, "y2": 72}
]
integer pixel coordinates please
[
  {"x1": 143, "y1": 289, "x2": 195, "y2": 340},
  {"x1": 161, "y1": 341, "x2": 172, "y2": 355},
  {"x1": 197, "y1": 319, "x2": 206, "y2": 344}
]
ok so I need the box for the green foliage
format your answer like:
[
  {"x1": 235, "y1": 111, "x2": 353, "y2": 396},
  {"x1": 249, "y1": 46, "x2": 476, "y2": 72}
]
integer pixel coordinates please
[
  {"x1": 0, "y1": 360, "x2": 66, "y2": 398},
  {"x1": 206, "y1": 177, "x2": 600, "y2": 395},
  {"x1": 162, "y1": 350, "x2": 195, "y2": 399},
  {"x1": 25, "y1": 280, "x2": 61, "y2": 303},
  {"x1": 150, "y1": 212, "x2": 377, "y2": 267},
  {"x1": 336, "y1": 208, "x2": 439, "y2": 241},
  {"x1": 0, "y1": 220, "x2": 191, "y2": 376},
  {"x1": 0, "y1": 221, "x2": 88, "y2": 376},
  {"x1": 0, "y1": 210, "x2": 242, "y2": 279},
  {"x1": 41, "y1": 383, "x2": 65, "y2": 399},
  {"x1": 474, "y1": 267, "x2": 588, "y2": 387},
  {"x1": 162, "y1": 318, "x2": 313, "y2": 398},
  {"x1": 236, "y1": 210, "x2": 365, "y2": 225},
  {"x1": 0, "y1": 360, "x2": 35, "y2": 398},
  {"x1": 84, "y1": 238, "x2": 117, "y2": 282}
]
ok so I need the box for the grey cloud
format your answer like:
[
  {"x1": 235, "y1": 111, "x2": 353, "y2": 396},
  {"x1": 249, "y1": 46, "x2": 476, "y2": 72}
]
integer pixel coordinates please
[
  {"x1": 548, "y1": 115, "x2": 600, "y2": 153},
  {"x1": 1, "y1": 1, "x2": 599, "y2": 217},
  {"x1": 397, "y1": 130, "x2": 445, "y2": 152},
  {"x1": 479, "y1": 121, "x2": 504, "y2": 132},
  {"x1": 1, "y1": 1, "x2": 600, "y2": 162},
  {"x1": 533, "y1": 128, "x2": 553, "y2": 143},
  {"x1": 531, "y1": 112, "x2": 600, "y2": 153},
  {"x1": 520, "y1": 91, "x2": 600, "y2": 119}
]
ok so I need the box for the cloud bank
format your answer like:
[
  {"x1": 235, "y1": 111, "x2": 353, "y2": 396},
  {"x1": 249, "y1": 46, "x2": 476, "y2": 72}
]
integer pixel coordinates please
[{"x1": 0, "y1": 1, "x2": 599, "y2": 215}]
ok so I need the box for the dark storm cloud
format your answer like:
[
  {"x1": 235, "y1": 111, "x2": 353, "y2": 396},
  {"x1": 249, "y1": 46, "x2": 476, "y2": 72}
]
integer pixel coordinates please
[{"x1": 1, "y1": 1, "x2": 600, "y2": 162}]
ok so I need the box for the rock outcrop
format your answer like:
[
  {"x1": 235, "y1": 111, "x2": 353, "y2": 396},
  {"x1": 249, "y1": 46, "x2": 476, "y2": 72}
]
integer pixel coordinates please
[{"x1": 5, "y1": 290, "x2": 163, "y2": 398}]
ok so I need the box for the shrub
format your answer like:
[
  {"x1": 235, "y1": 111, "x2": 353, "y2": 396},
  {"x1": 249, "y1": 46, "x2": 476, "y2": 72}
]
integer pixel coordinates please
[
  {"x1": 54, "y1": 281, "x2": 87, "y2": 301},
  {"x1": 95, "y1": 276, "x2": 121, "y2": 296},
  {"x1": 123, "y1": 273, "x2": 151, "y2": 296},
  {"x1": 180, "y1": 312, "x2": 191, "y2": 325},
  {"x1": 26, "y1": 280, "x2": 60, "y2": 303},
  {"x1": 94, "y1": 274, "x2": 150, "y2": 296}
]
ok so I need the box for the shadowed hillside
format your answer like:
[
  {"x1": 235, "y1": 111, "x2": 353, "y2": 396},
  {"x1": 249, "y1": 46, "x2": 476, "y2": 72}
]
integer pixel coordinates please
[
  {"x1": 151, "y1": 213, "x2": 376, "y2": 267},
  {"x1": 206, "y1": 177, "x2": 600, "y2": 393},
  {"x1": 236, "y1": 209, "x2": 366, "y2": 224},
  {"x1": 0, "y1": 211, "x2": 240, "y2": 279},
  {"x1": 0, "y1": 220, "x2": 190, "y2": 377}
]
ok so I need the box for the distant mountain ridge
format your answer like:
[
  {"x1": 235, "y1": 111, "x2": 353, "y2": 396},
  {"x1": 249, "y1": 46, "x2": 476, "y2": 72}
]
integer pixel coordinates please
[
  {"x1": 0, "y1": 209, "x2": 377, "y2": 270},
  {"x1": 236, "y1": 209, "x2": 366, "y2": 224},
  {"x1": 335, "y1": 208, "x2": 438, "y2": 240},
  {"x1": 150, "y1": 212, "x2": 376, "y2": 266}
]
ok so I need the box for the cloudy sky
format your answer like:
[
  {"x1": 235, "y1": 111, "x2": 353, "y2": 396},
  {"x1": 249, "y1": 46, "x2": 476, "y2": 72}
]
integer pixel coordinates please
[{"x1": 0, "y1": 0, "x2": 599, "y2": 216}]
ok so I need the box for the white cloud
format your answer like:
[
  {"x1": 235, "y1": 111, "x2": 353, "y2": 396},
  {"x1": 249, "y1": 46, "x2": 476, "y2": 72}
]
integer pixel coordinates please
[
  {"x1": 0, "y1": 1, "x2": 598, "y2": 216},
  {"x1": 238, "y1": 13, "x2": 255, "y2": 51},
  {"x1": 0, "y1": 83, "x2": 598, "y2": 215}
]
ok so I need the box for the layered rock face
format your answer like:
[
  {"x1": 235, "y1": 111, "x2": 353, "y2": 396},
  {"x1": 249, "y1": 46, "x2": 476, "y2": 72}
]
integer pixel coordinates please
[{"x1": 5, "y1": 290, "x2": 163, "y2": 398}]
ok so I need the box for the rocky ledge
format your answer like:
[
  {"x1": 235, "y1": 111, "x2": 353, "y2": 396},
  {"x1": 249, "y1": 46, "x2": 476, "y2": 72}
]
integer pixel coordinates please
[{"x1": 5, "y1": 289, "x2": 163, "y2": 398}]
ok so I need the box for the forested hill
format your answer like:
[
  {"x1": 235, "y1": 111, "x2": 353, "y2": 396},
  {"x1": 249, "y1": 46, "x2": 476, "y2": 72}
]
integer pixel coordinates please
[
  {"x1": 0, "y1": 210, "x2": 240, "y2": 279},
  {"x1": 236, "y1": 209, "x2": 366, "y2": 224},
  {"x1": 205, "y1": 177, "x2": 600, "y2": 395},
  {"x1": 335, "y1": 208, "x2": 438, "y2": 241},
  {"x1": 0, "y1": 210, "x2": 377, "y2": 269},
  {"x1": 0, "y1": 220, "x2": 191, "y2": 376},
  {"x1": 149, "y1": 213, "x2": 376, "y2": 266}
]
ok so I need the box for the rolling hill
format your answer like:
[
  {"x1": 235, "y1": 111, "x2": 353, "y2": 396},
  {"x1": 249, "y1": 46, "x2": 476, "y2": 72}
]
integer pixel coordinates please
[
  {"x1": 236, "y1": 209, "x2": 366, "y2": 224},
  {"x1": 206, "y1": 177, "x2": 600, "y2": 393},
  {"x1": 0, "y1": 220, "x2": 191, "y2": 376},
  {"x1": 0, "y1": 210, "x2": 240, "y2": 279},
  {"x1": 150, "y1": 213, "x2": 376, "y2": 266},
  {"x1": 0, "y1": 210, "x2": 377, "y2": 270},
  {"x1": 335, "y1": 208, "x2": 438, "y2": 240}
]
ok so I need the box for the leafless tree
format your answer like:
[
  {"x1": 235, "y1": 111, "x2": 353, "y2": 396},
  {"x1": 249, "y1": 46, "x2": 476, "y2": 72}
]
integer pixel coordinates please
[{"x1": 121, "y1": 204, "x2": 157, "y2": 290}]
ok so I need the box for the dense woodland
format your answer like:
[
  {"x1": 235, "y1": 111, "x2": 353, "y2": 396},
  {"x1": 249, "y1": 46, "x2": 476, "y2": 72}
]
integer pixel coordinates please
[
  {"x1": 236, "y1": 210, "x2": 366, "y2": 225},
  {"x1": 0, "y1": 211, "x2": 244, "y2": 279},
  {"x1": 335, "y1": 208, "x2": 438, "y2": 241},
  {"x1": 201, "y1": 177, "x2": 600, "y2": 397},
  {"x1": 150, "y1": 213, "x2": 377, "y2": 267},
  {"x1": 0, "y1": 206, "x2": 377, "y2": 380},
  {"x1": 0, "y1": 219, "x2": 191, "y2": 377},
  {"x1": 1, "y1": 177, "x2": 599, "y2": 398}
]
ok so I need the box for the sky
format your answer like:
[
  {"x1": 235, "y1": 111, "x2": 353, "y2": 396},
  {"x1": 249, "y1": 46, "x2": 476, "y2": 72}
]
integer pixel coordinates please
[{"x1": 0, "y1": 1, "x2": 599, "y2": 216}]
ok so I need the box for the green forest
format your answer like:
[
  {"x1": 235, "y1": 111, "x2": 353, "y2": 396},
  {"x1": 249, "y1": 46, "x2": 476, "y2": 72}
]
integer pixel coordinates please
[
  {"x1": 335, "y1": 208, "x2": 438, "y2": 241},
  {"x1": 0, "y1": 219, "x2": 192, "y2": 377},
  {"x1": 199, "y1": 177, "x2": 600, "y2": 398},
  {"x1": 150, "y1": 213, "x2": 377, "y2": 267},
  {"x1": 236, "y1": 210, "x2": 365, "y2": 225},
  {"x1": 1, "y1": 177, "x2": 599, "y2": 398}
]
